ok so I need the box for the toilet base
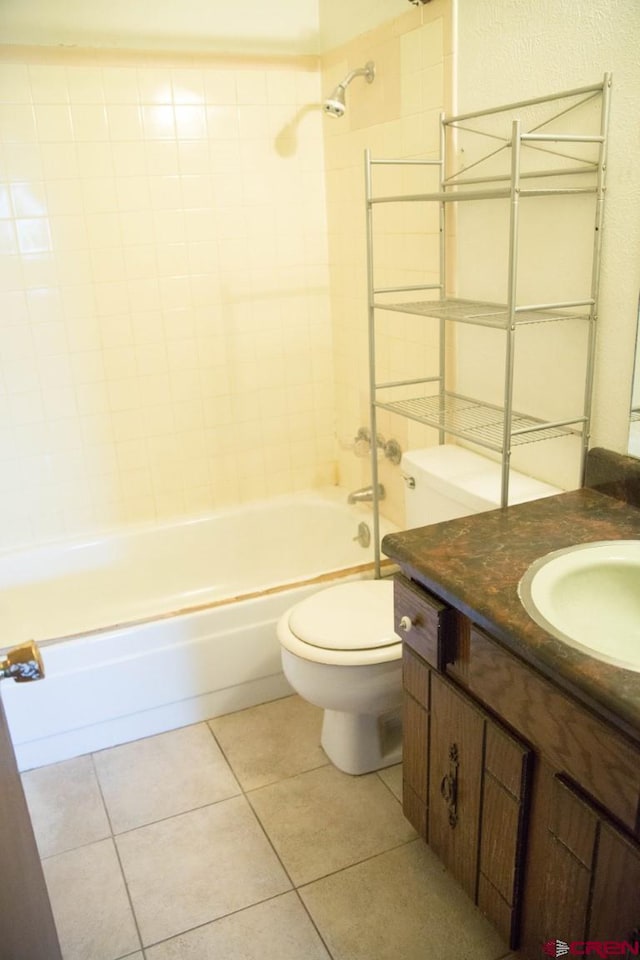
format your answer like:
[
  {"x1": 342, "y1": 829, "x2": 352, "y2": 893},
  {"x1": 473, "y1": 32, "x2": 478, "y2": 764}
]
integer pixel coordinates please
[{"x1": 320, "y1": 708, "x2": 402, "y2": 775}]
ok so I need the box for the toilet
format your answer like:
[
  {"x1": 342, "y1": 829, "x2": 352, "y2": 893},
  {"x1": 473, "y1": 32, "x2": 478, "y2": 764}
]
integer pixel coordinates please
[{"x1": 278, "y1": 445, "x2": 561, "y2": 775}]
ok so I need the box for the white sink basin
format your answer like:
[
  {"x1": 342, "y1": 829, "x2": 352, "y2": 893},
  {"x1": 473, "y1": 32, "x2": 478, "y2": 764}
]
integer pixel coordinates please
[{"x1": 518, "y1": 540, "x2": 640, "y2": 672}]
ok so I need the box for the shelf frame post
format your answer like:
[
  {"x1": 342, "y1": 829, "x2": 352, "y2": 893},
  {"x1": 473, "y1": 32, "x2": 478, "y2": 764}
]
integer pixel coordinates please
[
  {"x1": 365, "y1": 148, "x2": 382, "y2": 578},
  {"x1": 438, "y1": 112, "x2": 447, "y2": 445},
  {"x1": 580, "y1": 72, "x2": 612, "y2": 484},
  {"x1": 501, "y1": 119, "x2": 523, "y2": 508}
]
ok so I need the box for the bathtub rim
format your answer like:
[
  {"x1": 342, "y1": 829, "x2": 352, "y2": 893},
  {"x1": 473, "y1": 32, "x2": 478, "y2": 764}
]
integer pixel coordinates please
[{"x1": 2, "y1": 559, "x2": 397, "y2": 654}]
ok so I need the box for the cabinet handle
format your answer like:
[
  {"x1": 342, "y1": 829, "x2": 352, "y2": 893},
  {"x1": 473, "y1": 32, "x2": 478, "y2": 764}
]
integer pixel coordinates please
[
  {"x1": 399, "y1": 615, "x2": 413, "y2": 632},
  {"x1": 440, "y1": 743, "x2": 459, "y2": 828}
]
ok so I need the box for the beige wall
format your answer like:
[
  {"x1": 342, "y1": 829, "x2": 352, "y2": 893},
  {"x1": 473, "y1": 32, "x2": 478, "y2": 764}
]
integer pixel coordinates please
[
  {"x1": 0, "y1": 48, "x2": 335, "y2": 548},
  {"x1": 456, "y1": 0, "x2": 640, "y2": 461},
  {"x1": 318, "y1": 0, "x2": 409, "y2": 53},
  {"x1": 0, "y1": 1, "x2": 320, "y2": 55},
  {"x1": 321, "y1": 1, "x2": 453, "y2": 525}
]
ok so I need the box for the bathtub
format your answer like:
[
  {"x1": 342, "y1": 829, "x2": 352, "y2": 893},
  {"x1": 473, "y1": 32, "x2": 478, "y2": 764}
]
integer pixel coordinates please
[{"x1": 1, "y1": 489, "x2": 395, "y2": 771}]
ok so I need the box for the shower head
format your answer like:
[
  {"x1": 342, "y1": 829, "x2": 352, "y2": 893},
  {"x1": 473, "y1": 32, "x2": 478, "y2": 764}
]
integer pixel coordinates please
[
  {"x1": 323, "y1": 61, "x2": 375, "y2": 119},
  {"x1": 324, "y1": 86, "x2": 347, "y2": 119}
]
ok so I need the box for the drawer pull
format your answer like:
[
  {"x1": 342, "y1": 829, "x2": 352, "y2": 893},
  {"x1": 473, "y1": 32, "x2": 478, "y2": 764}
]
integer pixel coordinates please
[{"x1": 399, "y1": 615, "x2": 414, "y2": 632}]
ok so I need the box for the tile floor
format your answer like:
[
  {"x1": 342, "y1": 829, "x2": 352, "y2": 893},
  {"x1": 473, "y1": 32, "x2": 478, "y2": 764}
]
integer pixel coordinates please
[{"x1": 23, "y1": 695, "x2": 515, "y2": 960}]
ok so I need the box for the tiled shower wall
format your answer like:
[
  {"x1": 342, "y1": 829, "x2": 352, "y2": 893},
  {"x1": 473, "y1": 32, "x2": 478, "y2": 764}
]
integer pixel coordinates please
[
  {"x1": 0, "y1": 49, "x2": 335, "y2": 549},
  {"x1": 321, "y1": 0, "x2": 452, "y2": 526}
]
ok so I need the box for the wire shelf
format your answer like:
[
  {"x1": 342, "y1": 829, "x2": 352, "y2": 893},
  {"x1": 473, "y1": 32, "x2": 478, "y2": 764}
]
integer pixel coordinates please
[
  {"x1": 374, "y1": 392, "x2": 583, "y2": 449},
  {"x1": 373, "y1": 297, "x2": 591, "y2": 328}
]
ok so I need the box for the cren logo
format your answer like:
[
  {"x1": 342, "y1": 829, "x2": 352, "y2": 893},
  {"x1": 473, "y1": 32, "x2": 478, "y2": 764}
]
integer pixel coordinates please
[
  {"x1": 543, "y1": 943, "x2": 640, "y2": 958},
  {"x1": 544, "y1": 942, "x2": 570, "y2": 958}
]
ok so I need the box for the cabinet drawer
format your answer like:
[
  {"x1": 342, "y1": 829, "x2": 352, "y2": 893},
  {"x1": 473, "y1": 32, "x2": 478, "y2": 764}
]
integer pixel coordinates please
[
  {"x1": 394, "y1": 574, "x2": 455, "y2": 670},
  {"x1": 450, "y1": 625, "x2": 640, "y2": 833}
]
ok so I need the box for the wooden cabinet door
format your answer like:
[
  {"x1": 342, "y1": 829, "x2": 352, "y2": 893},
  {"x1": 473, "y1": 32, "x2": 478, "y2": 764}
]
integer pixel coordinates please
[
  {"x1": 0, "y1": 691, "x2": 63, "y2": 960},
  {"x1": 478, "y1": 723, "x2": 532, "y2": 948},
  {"x1": 428, "y1": 673, "x2": 532, "y2": 947},
  {"x1": 589, "y1": 821, "x2": 640, "y2": 943},
  {"x1": 429, "y1": 673, "x2": 485, "y2": 900},
  {"x1": 523, "y1": 772, "x2": 640, "y2": 956},
  {"x1": 402, "y1": 647, "x2": 430, "y2": 839}
]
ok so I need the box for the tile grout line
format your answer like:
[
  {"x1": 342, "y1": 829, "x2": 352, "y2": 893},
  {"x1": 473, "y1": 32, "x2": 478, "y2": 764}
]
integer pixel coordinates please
[
  {"x1": 205, "y1": 716, "x2": 337, "y2": 958},
  {"x1": 204, "y1": 715, "x2": 331, "y2": 793},
  {"x1": 140, "y1": 889, "x2": 314, "y2": 954},
  {"x1": 374, "y1": 768, "x2": 403, "y2": 806},
  {"x1": 292, "y1": 888, "x2": 337, "y2": 960},
  {"x1": 89, "y1": 752, "x2": 146, "y2": 959},
  {"x1": 294, "y1": 834, "x2": 422, "y2": 892}
]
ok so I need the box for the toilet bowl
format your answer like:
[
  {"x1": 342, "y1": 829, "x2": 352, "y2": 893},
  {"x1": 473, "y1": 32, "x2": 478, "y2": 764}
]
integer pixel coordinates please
[
  {"x1": 279, "y1": 445, "x2": 563, "y2": 776},
  {"x1": 277, "y1": 579, "x2": 402, "y2": 775}
]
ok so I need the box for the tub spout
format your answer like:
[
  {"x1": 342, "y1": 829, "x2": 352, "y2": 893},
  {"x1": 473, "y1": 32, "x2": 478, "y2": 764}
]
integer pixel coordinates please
[{"x1": 347, "y1": 484, "x2": 385, "y2": 504}]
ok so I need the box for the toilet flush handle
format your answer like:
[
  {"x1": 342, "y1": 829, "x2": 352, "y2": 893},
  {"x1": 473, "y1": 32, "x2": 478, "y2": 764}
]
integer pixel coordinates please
[{"x1": 399, "y1": 616, "x2": 413, "y2": 632}]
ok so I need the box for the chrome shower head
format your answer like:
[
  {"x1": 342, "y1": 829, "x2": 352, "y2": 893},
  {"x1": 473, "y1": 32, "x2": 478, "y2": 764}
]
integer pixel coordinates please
[
  {"x1": 324, "y1": 86, "x2": 346, "y2": 119},
  {"x1": 323, "y1": 61, "x2": 375, "y2": 119}
]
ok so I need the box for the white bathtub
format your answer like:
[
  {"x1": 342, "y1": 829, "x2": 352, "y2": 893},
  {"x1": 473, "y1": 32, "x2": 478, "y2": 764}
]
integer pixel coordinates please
[{"x1": 1, "y1": 489, "x2": 394, "y2": 770}]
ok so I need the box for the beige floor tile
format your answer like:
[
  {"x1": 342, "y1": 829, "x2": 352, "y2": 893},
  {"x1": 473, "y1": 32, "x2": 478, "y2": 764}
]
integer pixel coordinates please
[
  {"x1": 209, "y1": 695, "x2": 327, "y2": 791},
  {"x1": 22, "y1": 755, "x2": 111, "y2": 858},
  {"x1": 377, "y1": 762, "x2": 402, "y2": 801},
  {"x1": 145, "y1": 892, "x2": 330, "y2": 960},
  {"x1": 300, "y1": 840, "x2": 507, "y2": 960},
  {"x1": 248, "y1": 764, "x2": 416, "y2": 886},
  {"x1": 43, "y1": 838, "x2": 140, "y2": 960},
  {"x1": 93, "y1": 723, "x2": 240, "y2": 833},
  {"x1": 116, "y1": 795, "x2": 291, "y2": 946}
]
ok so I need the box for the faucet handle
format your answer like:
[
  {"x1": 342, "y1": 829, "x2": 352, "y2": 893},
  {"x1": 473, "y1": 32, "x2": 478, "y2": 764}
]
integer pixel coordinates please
[{"x1": 0, "y1": 641, "x2": 45, "y2": 683}]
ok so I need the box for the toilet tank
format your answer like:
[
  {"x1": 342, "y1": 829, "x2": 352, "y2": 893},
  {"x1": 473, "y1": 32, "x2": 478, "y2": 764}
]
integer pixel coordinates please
[{"x1": 401, "y1": 444, "x2": 562, "y2": 528}]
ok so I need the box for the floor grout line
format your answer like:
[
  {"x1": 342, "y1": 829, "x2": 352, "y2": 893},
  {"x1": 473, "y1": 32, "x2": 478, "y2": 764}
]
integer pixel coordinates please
[
  {"x1": 374, "y1": 767, "x2": 403, "y2": 805},
  {"x1": 294, "y1": 835, "x2": 422, "y2": 891},
  {"x1": 292, "y1": 888, "x2": 337, "y2": 960},
  {"x1": 140, "y1": 890, "x2": 309, "y2": 953},
  {"x1": 89, "y1": 753, "x2": 146, "y2": 959}
]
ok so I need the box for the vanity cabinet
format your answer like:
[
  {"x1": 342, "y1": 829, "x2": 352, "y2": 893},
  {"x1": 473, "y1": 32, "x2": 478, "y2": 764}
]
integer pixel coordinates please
[
  {"x1": 395, "y1": 572, "x2": 640, "y2": 955},
  {"x1": 525, "y1": 773, "x2": 640, "y2": 950}
]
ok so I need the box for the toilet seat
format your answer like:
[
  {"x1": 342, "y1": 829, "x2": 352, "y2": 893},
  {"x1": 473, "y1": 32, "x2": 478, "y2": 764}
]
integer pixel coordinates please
[{"x1": 278, "y1": 580, "x2": 400, "y2": 666}]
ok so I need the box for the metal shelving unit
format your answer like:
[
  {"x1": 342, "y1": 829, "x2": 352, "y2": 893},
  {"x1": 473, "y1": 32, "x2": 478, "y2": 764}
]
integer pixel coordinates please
[{"x1": 366, "y1": 75, "x2": 611, "y2": 576}]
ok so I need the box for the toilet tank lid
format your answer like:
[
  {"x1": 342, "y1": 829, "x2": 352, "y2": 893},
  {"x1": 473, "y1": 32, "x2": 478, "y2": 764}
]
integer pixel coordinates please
[
  {"x1": 288, "y1": 581, "x2": 399, "y2": 652},
  {"x1": 401, "y1": 444, "x2": 562, "y2": 508}
]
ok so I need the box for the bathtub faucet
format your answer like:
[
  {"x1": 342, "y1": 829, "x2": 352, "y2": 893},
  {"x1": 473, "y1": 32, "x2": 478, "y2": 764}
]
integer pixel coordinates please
[{"x1": 347, "y1": 484, "x2": 385, "y2": 504}]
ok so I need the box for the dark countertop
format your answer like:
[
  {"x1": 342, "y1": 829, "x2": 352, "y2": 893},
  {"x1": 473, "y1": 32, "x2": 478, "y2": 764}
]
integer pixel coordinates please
[{"x1": 382, "y1": 487, "x2": 640, "y2": 746}]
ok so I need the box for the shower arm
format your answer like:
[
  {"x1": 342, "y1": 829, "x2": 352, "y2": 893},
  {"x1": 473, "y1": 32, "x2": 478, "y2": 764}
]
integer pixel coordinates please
[
  {"x1": 337, "y1": 63, "x2": 375, "y2": 92},
  {"x1": 336, "y1": 62, "x2": 375, "y2": 93}
]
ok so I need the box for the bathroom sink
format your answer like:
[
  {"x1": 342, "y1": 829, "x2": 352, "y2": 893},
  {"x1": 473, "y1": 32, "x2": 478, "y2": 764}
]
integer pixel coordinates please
[{"x1": 518, "y1": 540, "x2": 640, "y2": 672}]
